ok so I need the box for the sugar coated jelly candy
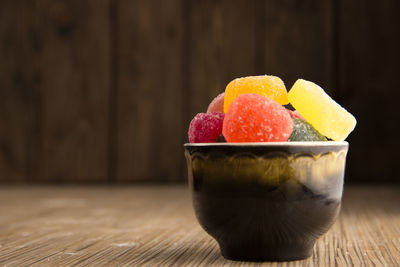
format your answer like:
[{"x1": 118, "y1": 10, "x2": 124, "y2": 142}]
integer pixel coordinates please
[
  {"x1": 223, "y1": 94, "x2": 293, "y2": 142},
  {"x1": 188, "y1": 112, "x2": 224, "y2": 143},
  {"x1": 207, "y1": 92, "x2": 225, "y2": 113},
  {"x1": 289, "y1": 118, "x2": 327, "y2": 141},
  {"x1": 286, "y1": 109, "x2": 304, "y2": 120},
  {"x1": 288, "y1": 79, "x2": 356, "y2": 141},
  {"x1": 224, "y1": 75, "x2": 289, "y2": 113}
]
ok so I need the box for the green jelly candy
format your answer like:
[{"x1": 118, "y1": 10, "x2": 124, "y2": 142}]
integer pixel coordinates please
[{"x1": 289, "y1": 118, "x2": 327, "y2": 141}]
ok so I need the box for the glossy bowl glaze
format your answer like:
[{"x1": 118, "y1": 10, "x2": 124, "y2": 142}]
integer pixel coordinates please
[{"x1": 184, "y1": 142, "x2": 348, "y2": 261}]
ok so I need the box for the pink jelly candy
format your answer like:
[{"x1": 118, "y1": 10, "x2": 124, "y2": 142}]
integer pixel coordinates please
[
  {"x1": 286, "y1": 109, "x2": 304, "y2": 120},
  {"x1": 223, "y1": 94, "x2": 293, "y2": 142},
  {"x1": 207, "y1": 93, "x2": 225, "y2": 113},
  {"x1": 188, "y1": 112, "x2": 225, "y2": 143}
]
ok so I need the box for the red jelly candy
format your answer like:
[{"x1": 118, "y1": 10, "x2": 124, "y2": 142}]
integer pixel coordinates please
[
  {"x1": 223, "y1": 94, "x2": 293, "y2": 142},
  {"x1": 286, "y1": 109, "x2": 305, "y2": 120},
  {"x1": 207, "y1": 92, "x2": 225, "y2": 113},
  {"x1": 188, "y1": 112, "x2": 225, "y2": 143}
]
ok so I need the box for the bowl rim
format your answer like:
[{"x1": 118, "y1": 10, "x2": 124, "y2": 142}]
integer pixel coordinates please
[{"x1": 184, "y1": 141, "x2": 348, "y2": 147}]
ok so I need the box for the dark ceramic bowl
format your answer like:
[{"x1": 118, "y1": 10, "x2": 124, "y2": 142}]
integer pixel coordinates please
[{"x1": 184, "y1": 142, "x2": 348, "y2": 262}]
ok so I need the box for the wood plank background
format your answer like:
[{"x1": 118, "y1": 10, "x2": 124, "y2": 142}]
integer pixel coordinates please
[{"x1": 0, "y1": 0, "x2": 399, "y2": 183}]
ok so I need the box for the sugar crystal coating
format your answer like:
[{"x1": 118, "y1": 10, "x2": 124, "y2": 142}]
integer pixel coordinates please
[
  {"x1": 288, "y1": 79, "x2": 356, "y2": 141},
  {"x1": 286, "y1": 109, "x2": 305, "y2": 120},
  {"x1": 207, "y1": 92, "x2": 225, "y2": 113},
  {"x1": 223, "y1": 94, "x2": 293, "y2": 142},
  {"x1": 289, "y1": 118, "x2": 327, "y2": 141},
  {"x1": 224, "y1": 75, "x2": 289, "y2": 113},
  {"x1": 188, "y1": 112, "x2": 225, "y2": 143}
]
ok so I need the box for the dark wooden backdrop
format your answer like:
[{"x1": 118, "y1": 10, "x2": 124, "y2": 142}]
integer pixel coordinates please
[{"x1": 0, "y1": 0, "x2": 399, "y2": 183}]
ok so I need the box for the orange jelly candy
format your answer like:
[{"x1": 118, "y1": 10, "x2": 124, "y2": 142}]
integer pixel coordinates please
[
  {"x1": 223, "y1": 75, "x2": 289, "y2": 113},
  {"x1": 223, "y1": 94, "x2": 293, "y2": 142}
]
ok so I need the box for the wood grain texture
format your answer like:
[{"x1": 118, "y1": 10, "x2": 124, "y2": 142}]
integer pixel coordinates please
[
  {"x1": 186, "y1": 0, "x2": 257, "y2": 124},
  {"x1": 262, "y1": 0, "x2": 334, "y2": 94},
  {"x1": 0, "y1": 0, "x2": 399, "y2": 184},
  {"x1": 0, "y1": 1, "x2": 39, "y2": 183},
  {"x1": 338, "y1": 0, "x2": 400, "y2": 183},
  {"x1": 0, "y1": 185, "x2": 399, "y2": 266},
  {"x1": 32, "y1": 0, "x2": 111, "y2": 182},
  {"x1": 115, "y1": 0, "x2": 184, "y2": 182},
  {"x1": 0, "y1": 1, "x2": 111, "y2": 183}
]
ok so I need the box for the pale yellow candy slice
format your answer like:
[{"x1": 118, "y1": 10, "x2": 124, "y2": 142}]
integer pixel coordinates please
[{"x1": 288, "y1": 79, "x2": 356, "y2": 141}]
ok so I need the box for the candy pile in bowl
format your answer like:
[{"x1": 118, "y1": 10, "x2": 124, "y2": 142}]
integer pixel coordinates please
[{"x1": 188, "y1": 75, "x2": 356, "y2": 143}]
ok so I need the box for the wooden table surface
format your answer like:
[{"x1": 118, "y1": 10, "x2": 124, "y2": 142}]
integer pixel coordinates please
[{"x1": 0, "y1": 185, "x2": 399, "y2": 267}]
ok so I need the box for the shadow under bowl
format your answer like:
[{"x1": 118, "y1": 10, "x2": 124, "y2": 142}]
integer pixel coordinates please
[{"x1": 184, "y1": 142, "x2": 348, "y2": 262}]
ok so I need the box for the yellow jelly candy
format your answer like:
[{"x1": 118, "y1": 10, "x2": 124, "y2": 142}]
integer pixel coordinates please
[
  {"x1": 288, "y1": 79, "x2": 356, "y2": 141},
  {"x1": 224, "y1": 75, "x2": 289, "y2": 113}
]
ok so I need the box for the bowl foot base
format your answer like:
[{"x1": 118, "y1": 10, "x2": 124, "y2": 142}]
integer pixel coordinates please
[{"x1": 219, "y1": 242, "x2": 313, "y2": 262}]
